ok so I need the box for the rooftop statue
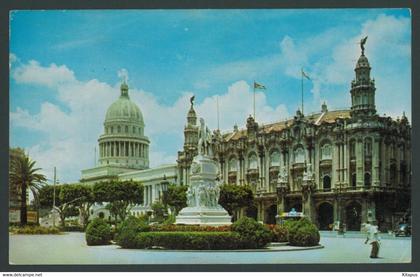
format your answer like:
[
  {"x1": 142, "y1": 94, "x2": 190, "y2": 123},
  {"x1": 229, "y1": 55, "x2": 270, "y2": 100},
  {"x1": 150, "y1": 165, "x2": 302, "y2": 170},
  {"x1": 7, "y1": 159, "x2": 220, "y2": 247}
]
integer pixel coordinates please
[{"x1": 360, "y1": 36, "x2": 368, "y2": 55}]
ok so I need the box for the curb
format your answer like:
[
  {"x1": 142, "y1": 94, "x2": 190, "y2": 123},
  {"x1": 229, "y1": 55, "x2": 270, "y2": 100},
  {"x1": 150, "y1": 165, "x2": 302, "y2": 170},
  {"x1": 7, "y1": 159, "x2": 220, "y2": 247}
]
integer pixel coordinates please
[{"x1": 115, "y1": 244, "x2": 324, "y2": 252}]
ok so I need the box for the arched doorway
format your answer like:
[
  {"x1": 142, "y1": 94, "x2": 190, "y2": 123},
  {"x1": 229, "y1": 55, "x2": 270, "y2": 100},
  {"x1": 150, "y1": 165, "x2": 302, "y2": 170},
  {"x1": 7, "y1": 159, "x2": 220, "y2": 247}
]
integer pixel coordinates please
[
  {"x1": 318, "y1": 202, "x2": 334, "y2": 230},
  {"x1": 265, "y1": 205, "x2": 277, "y2": 224},
  {"x1": 345, "y1": 201, "x2": 362, "y2": 231},
  {"x1": 323, "y1": 175, "x2": 331, "y2": 191},
  {"x1": 246, "y1": 205, "x2": 258, "y2": 220}
]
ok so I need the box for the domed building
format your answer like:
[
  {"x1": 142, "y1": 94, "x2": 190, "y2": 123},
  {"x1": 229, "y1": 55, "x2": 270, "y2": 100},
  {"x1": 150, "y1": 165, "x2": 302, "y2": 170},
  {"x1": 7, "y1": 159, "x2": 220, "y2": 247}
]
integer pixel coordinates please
[
  {"x1": 98, "y1": 81, "x2": 149, "y2": 169},
  {"x1": 81, "y1": 81, "x2": 178, "y2": 216}
]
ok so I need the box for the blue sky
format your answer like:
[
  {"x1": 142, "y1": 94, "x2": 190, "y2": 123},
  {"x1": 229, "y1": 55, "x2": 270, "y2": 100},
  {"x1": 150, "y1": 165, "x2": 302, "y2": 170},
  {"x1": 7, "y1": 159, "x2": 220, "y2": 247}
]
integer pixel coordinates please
[{"x1": 9, "y1": 9, "x2": 411, "y2": 183}]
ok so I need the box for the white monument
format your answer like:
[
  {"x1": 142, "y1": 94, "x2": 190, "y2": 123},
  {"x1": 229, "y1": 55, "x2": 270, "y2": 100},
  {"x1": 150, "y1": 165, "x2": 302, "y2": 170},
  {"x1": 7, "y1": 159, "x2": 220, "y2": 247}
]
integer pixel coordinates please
[{"x1": 176, "y1": 118, "x2": 232, "y2": 226}]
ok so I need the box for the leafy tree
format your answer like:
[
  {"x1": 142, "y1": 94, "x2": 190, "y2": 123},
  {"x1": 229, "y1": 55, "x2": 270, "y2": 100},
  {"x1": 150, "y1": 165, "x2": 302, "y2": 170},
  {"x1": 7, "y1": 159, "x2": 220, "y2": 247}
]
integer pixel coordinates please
[
  {"x1": 163, "y1": 184, "x2": 188, "y2": 214},
  {"x1": 60, "y1": 183, "x2": 95, "y2": 228},
  {"x1": 93, "y1": 180, "x2": 143, "y2": 223},
  {"x1": 218, "y1": 184, "x2": 254, "y2": 219},
  {"x1": 151, "y1": 201, "x2": 166, "y2": 222},
  {"x1": 39, "y1": 185, "x2": 63, "y2": 208},
  {"x1": 38, "y1": 184, "x2": 83, "y2": 227},
  {"x1": 9, "y1": 152, "x2": 46, "y2": 226}
]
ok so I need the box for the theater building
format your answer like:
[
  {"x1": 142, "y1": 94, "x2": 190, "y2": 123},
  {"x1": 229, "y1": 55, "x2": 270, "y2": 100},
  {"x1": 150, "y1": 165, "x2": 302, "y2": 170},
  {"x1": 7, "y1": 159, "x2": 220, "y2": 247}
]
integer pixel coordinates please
[{"x1": 177, "y1": 45, "x2": 411, "y2": 231}]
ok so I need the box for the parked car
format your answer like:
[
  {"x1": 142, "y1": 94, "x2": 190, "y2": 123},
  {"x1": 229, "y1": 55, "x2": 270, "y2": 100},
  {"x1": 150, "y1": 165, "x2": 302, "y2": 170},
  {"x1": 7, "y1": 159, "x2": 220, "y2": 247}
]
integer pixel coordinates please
[{"x1": 395, "y1": 223, "x2": 411, "y2": 237}]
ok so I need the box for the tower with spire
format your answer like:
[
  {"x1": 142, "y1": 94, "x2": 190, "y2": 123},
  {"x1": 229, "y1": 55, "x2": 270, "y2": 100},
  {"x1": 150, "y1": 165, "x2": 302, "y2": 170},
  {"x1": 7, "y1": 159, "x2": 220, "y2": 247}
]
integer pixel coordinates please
[
  {"x1": 350, "y1": 36, "x2": 376, "y2": 118},
  {"x1": 177, "y1": 96, "x2": 200, "y2": 185}
]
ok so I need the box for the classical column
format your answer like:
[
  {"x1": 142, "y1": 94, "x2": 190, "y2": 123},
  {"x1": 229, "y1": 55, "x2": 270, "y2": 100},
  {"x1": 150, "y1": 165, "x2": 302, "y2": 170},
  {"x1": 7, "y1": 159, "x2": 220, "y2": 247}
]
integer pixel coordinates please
[
  {"x1": 372, "y1": 137, "x2": 380, "y2": 186},
  {"x1": 396, "y1": 142, "x2": 401, "y2": 186},
  {"x1": 343, "y1": 142, "x2": 348, "y2": 184},
  {"x1": 356, "y1": 138, "x2": 363, "y2": 187},
  {"x1": 332, "y1": 142, "x2": 339, "y2": 188}
]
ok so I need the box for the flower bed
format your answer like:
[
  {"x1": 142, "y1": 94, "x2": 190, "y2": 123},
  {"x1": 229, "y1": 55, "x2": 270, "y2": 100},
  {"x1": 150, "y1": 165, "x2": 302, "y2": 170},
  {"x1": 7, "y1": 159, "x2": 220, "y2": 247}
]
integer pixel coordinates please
[
  {"x1": 150, "y1": 224, "x2": 231, "y2": 232},
  {"x1": 266, "y1": 224, "x2": 288, "y2": 242},
  {"x1": 9, "y1": 225, "x2": 62, "y2": 235}
]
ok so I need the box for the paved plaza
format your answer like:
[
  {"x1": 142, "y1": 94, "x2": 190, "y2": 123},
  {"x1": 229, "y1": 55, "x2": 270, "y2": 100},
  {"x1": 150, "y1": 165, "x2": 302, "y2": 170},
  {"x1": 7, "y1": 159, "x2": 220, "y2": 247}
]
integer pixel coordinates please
[{"x1": 9, "y1": 231, "x2": 411, "y2": 264}]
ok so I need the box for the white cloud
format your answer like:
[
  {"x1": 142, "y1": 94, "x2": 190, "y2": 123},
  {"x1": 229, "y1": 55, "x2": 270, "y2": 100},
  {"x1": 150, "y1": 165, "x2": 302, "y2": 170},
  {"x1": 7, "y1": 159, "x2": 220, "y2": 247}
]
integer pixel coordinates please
[
  {"x1": 196, "y1": 80, "x2": 290, "y2": 132},
  {"x1": 276, "y1": 14, "x2": 411, "y2": 118},
  {"x1": 12, "y1": 60, "x2": 76, "y2": 88}
]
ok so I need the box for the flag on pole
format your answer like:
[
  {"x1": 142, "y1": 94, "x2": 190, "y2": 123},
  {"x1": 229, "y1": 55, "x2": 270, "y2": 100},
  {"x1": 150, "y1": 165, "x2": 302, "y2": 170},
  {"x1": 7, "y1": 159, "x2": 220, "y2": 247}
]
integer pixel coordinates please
[
  {"x1": 254, "y1": 81, "x2": 266, "y2": 90},
  {"x1": 301, "y1": 69, "x2": 311, "y2": 80}
]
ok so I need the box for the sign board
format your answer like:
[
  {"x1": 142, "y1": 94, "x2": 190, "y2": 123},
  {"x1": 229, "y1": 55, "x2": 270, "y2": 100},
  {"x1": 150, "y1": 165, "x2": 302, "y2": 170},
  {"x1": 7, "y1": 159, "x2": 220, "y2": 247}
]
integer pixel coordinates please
[
  {"x1": 9, "y1": 209, "x2": 20, "y2": 223},
  {"x1": 27, "y1": 211, "x2": 38, "y2": 223}
]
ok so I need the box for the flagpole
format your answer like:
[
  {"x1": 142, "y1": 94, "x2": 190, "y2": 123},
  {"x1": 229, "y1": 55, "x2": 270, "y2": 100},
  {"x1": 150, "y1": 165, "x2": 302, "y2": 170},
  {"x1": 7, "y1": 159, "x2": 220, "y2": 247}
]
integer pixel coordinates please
[
  {"x1": 301, "y1": 68, "x2": 304, "y2": 115},
  {"x1": 217, "y1": 95, "x2": 220, "y2": 130},
  {"x1": 253, "y1": 81, "x2": 256, "y2": 120}
]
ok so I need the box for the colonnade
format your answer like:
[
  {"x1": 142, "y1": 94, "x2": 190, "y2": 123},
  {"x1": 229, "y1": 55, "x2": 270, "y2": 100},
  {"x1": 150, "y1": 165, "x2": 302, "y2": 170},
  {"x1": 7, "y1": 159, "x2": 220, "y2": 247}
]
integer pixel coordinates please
[{"x1": 99, "y1": 141, "x2": 148, "y2": 158}]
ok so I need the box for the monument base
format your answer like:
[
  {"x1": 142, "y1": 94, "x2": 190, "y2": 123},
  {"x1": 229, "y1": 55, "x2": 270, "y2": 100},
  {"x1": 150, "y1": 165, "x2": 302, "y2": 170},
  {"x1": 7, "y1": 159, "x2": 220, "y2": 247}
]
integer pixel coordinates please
[{"x1": 176, "y1": 206, "x2": 232, "y2": 226}]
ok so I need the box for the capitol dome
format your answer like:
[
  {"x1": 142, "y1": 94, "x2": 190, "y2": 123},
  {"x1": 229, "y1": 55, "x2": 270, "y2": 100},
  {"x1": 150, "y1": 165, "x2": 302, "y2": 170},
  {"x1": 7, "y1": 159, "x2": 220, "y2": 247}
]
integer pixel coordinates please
[
  {"x1": 97, "y1": 81, "x2": 150, "y2": 170},
  {"x1": 105, "y1": 83, "x2": 144, "y2": 123}
]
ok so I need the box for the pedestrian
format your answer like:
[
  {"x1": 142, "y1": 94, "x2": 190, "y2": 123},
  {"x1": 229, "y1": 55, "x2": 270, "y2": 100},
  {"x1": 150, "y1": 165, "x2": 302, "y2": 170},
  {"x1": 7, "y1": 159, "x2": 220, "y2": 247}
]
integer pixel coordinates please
[{"x1": 364, "y1": 222, "x2": 380, "y2": 258}]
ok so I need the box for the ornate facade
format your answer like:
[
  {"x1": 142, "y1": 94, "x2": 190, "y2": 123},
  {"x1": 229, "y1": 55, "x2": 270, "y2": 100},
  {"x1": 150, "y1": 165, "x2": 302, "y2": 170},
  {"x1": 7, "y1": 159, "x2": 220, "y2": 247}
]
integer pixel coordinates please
[{"x1": 178, "y1": 45, "x2": 411, "y2": 231}]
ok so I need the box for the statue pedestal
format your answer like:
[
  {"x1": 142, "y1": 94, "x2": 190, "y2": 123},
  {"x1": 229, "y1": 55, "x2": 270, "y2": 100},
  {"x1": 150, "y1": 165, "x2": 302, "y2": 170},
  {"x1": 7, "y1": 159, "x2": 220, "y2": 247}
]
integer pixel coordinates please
[{"x1": 176, "y1": 154, "x2": 232, "y2": 226}]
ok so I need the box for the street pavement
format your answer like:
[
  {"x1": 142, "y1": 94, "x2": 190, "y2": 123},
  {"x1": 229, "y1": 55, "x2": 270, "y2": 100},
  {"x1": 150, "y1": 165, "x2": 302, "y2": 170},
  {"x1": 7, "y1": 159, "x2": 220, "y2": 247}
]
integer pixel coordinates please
[{"x1": 9, "y1": 231, "x2": 411, "y2": 264}]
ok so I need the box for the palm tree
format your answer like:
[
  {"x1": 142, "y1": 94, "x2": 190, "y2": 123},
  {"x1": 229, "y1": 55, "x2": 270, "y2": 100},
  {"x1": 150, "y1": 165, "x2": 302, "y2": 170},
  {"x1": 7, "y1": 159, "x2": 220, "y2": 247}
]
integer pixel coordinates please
[{"x1": 9, "y1": 155, "x2": 46, "y2": 226}]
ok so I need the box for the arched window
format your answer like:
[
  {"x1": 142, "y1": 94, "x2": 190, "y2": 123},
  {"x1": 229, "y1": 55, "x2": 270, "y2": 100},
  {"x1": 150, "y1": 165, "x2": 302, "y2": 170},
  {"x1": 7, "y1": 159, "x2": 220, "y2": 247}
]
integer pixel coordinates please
[
  {"x1": 321, "y1": 143, "x2": 332, "y2": 160},
  {"x1": 111, "y1": 126, "x2": 114, "y2": 134},
  {"x1": 364, "y1": 172, "x2": 371, "y2": 187},
  {"x1": 117, "y1": 126, "x2": 121, "y2": 133},
  {"x1": 270, "y1": 150, "x2": 280, "y2": 167},
  {"x1": 229, "y1": 158, "x2": 237, "y2": 172},
  {"x1": 294, "y1": 146, "x2": 305, "y2": 163},
  {"x1": 133, "y1": 126, "x2": 136, "y2": 134},
  {"x1": 248, "y1": 153, "x2": 258, "y2": 169},
  {"x1": 323, "y1": 175, "x2": 331, "y2": 191},
  {"x1": 125, "y1": 126, "x2": 129, "y2": 133}
]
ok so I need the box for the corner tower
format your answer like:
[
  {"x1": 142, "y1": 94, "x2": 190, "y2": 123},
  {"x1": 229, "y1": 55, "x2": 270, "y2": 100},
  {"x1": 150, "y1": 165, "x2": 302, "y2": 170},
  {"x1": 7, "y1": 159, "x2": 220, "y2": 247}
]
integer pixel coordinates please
[
  {"x1": 98, "y1": 81, "x2": 150, "y2": 169},
  {"x1": 350, "y1": 37, "x2": 376, "y2": 118}
]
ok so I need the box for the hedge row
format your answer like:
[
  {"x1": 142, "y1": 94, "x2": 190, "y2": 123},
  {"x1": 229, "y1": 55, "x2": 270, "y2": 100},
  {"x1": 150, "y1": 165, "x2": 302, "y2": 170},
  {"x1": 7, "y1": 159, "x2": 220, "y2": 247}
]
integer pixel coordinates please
[
  {"x1": 125, "y1": 231, "x2": 242, "y2": 250},
  {"x1": 114, "y1": 216, "x2": 271, "y2": 249}
]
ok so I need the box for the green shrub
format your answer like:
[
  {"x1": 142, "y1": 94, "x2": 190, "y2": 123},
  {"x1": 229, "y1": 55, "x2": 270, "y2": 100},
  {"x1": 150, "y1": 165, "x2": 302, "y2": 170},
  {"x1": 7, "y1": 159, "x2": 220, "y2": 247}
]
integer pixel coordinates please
[
  {"x1": 85, "y1": 218, "x2": 112, "y2": 246},
  {"x1": 231, "y1": 217, "x2": 272, "y2": 248},
  {"x1": 267, "y1": 224, "x2": 288, "y2": 242},
  {"x1": 11, "y1": 225, "x2": 62, "y2": 235},
  {"x1": 123, "y1": 231, "x2": 241, "y2": 250},
  {"x1": 115, "y1": 216, "x2": 150, "y2": 248},
  {"x1": 285, "y1": 218, "x2": 320, "y2": 246}
]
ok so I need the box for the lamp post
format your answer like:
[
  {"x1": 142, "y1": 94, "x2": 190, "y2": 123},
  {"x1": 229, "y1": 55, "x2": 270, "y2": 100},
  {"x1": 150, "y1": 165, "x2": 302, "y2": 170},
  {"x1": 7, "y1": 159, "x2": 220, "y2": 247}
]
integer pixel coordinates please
[{"x1": 52, "y1": 167, "x2": 56, "y2": 227}]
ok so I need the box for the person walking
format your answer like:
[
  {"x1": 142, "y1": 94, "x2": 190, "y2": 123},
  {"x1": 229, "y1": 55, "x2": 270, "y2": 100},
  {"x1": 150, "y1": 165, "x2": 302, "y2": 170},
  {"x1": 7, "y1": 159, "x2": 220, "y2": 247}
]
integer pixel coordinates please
[{"x1": 364, "y1": 223, "x2": 380, "y2": 258}]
